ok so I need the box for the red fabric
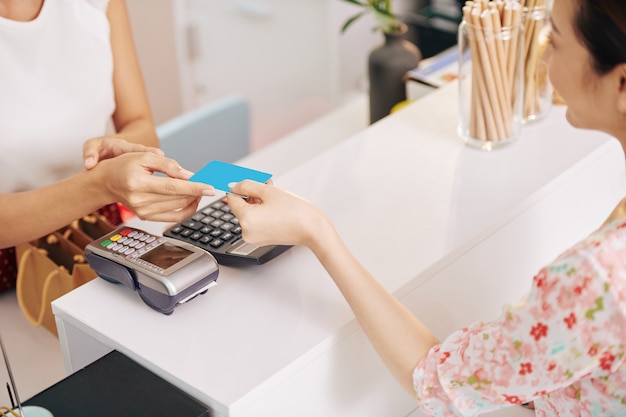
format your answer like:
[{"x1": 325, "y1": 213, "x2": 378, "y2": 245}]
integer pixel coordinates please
[
  {"x1": 97, "y1": 202, "x2": 123, "y2": 226},
  {"x1": 117, "y1": 202, "x2": 136, "y2": 223},
  {"x1": 97, "y1": 202, "x2": 135, "y2": 226},
  {"x1": 0, "y1": 247, "x2": 17, "y2": 292}
]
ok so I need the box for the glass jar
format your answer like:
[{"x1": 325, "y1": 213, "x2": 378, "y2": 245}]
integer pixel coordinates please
[
  {"x1": 522, "y1": 4, "x2": 552, "y2": 122},
  {"x1": 457, "y1": 6, "x2": 524, "y2": 151}
]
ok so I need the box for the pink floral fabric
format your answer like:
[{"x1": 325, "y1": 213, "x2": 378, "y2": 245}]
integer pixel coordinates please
[{"x1": 413, "y1": 216, "x2": 626, "y2": 416}]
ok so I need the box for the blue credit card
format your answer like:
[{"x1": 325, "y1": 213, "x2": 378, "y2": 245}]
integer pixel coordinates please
[{"x1": 189, "y1": 160, "x2": 272, "y2": 193}]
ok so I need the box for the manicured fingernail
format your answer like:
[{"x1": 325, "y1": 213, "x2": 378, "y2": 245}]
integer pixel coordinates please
[
  {"x1": 202, "y1": 188, "x2": 215, "y2": 196},
  {"x1": 84, "y1": 157, "x2": 94, "y2": 167},
  {"x1": 228, "y1": 182, "x2": 238, "y2": 189}
]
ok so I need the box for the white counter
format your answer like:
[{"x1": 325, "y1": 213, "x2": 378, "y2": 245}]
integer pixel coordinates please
[{"x1": 53, "y1": 82, "x2": 625, "y2": 417}]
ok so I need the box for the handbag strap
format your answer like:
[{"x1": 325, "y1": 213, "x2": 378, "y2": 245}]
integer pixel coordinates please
[
  {"x1": 16, "y1": 248, "x2": 60, "y2": 327},
  {"x1": 0, "y1": 406, "x2": 20, "y2": 417}
]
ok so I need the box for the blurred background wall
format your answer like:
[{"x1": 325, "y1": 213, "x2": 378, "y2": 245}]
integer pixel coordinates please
[{"x1": 125, "y1": 0, "x2": 458, "y2": 150}]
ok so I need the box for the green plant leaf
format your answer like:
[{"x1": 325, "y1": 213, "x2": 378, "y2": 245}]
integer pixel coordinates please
[
  {"x1": 370, "y1": 3, "x2": 395, "y2": 18},
  {"x1": 340, "y1": 11, "x2": 367, "y2": 33},
  {"x1": 339, "y1": 0, "x2": 399, "y2": 34},
  {"x1": 341, "y1": 0, "x2": 367, "y2": 6},
  {"x1": 372, "y1": 9, "x2": 400, "y2": 33}
]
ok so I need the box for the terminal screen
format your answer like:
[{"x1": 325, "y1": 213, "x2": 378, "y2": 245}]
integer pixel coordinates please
[{"x1": 140, "y1": 243, "x2": 194, "y2": 270}]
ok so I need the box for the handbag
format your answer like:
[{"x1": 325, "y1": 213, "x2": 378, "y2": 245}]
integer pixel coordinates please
[
  {"x1": 0, "y1": 407, "x2": 19, "y2": 417},
  {"x1": 15, "y1": 213, "x2": 115, "y2": 336}
]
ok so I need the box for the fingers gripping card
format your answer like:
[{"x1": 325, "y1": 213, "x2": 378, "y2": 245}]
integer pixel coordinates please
[{"x1": 189, "y1": 161, "x2": 272, "y2": 193}]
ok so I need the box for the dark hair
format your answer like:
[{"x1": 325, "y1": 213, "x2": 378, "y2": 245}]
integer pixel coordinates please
[{"x1": 574, "y1": 0, "x2": 626, "y2": 74}]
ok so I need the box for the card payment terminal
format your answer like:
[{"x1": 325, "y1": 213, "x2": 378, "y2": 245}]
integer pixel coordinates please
[{"x1": 85, "y1": 226, "x2": 219, "y2": 315}]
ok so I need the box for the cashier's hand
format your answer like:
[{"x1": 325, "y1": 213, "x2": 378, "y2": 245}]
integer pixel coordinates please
[
  {"x1": 83, "y1": 137, "x2": 164, "y2": 170},
  {"x1": 94, "y1": 152, "x2": 215, "y2": 222},
  {"x1": 226, "y1": 180, "x2": 330, "y2": 249}
]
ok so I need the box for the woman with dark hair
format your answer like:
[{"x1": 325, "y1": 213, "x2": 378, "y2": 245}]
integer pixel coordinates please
[{"x1": 226, "y1": 0, "x2": 626, "y2": 415}]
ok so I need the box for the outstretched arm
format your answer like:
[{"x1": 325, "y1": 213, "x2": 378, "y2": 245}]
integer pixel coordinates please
[
  {"x1": 0, "y1": 152, "x2": 214, "y2": 249},
  {"x1": 227, "y1": 181, "x2": 626, "y2": 415},
  {"x1": 312, "y1": 220, "x2": 440, "y2": 393},
  {"x1": 226, "y1": 180, "x2": 439, "y2": 394}
]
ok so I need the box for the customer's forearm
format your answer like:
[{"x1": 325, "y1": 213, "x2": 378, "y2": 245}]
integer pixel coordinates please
[{"x1": 309, "y1": 223, "x2": 440, "y2": 394}]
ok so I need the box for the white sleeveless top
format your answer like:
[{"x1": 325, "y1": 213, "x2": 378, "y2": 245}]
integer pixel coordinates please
[{"x1": 0, "y1": 0, "x2": 114, "y2": 193}]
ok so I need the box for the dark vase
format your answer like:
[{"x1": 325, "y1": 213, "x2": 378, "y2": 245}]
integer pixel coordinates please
[{"x1": 368, "y1": 24, "x2": 422, "y2": 124}]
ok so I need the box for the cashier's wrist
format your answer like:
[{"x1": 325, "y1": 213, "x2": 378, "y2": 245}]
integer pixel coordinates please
[{"x1": 81, "y1": 168, "x2": 115, "y2": 209}]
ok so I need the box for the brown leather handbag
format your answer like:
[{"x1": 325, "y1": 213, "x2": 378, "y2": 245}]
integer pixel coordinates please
[{"x1": 15, "y1": 214, "x2": 115, "y2": 336}]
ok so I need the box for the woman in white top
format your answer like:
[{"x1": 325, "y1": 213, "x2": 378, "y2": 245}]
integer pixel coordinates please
[
  {"x1": 0, "y1": 0, "x2": 210, "y2": 287},
  {"x1": 0, "y1": 0, "x2": 158, "y2": 192}
]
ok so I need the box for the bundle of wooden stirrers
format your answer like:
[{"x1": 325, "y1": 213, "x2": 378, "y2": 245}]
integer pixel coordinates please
[
  {"x1": 522, "y1": 0, "x2": 550, "y2": 118},
  {"x1": 462, "y1": 0, "x2": 523, "y2": 142}
]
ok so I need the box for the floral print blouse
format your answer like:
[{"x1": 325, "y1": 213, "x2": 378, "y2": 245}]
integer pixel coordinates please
[{"x1": 413, "y1": 216, "x2": 626, "y2": 416}]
